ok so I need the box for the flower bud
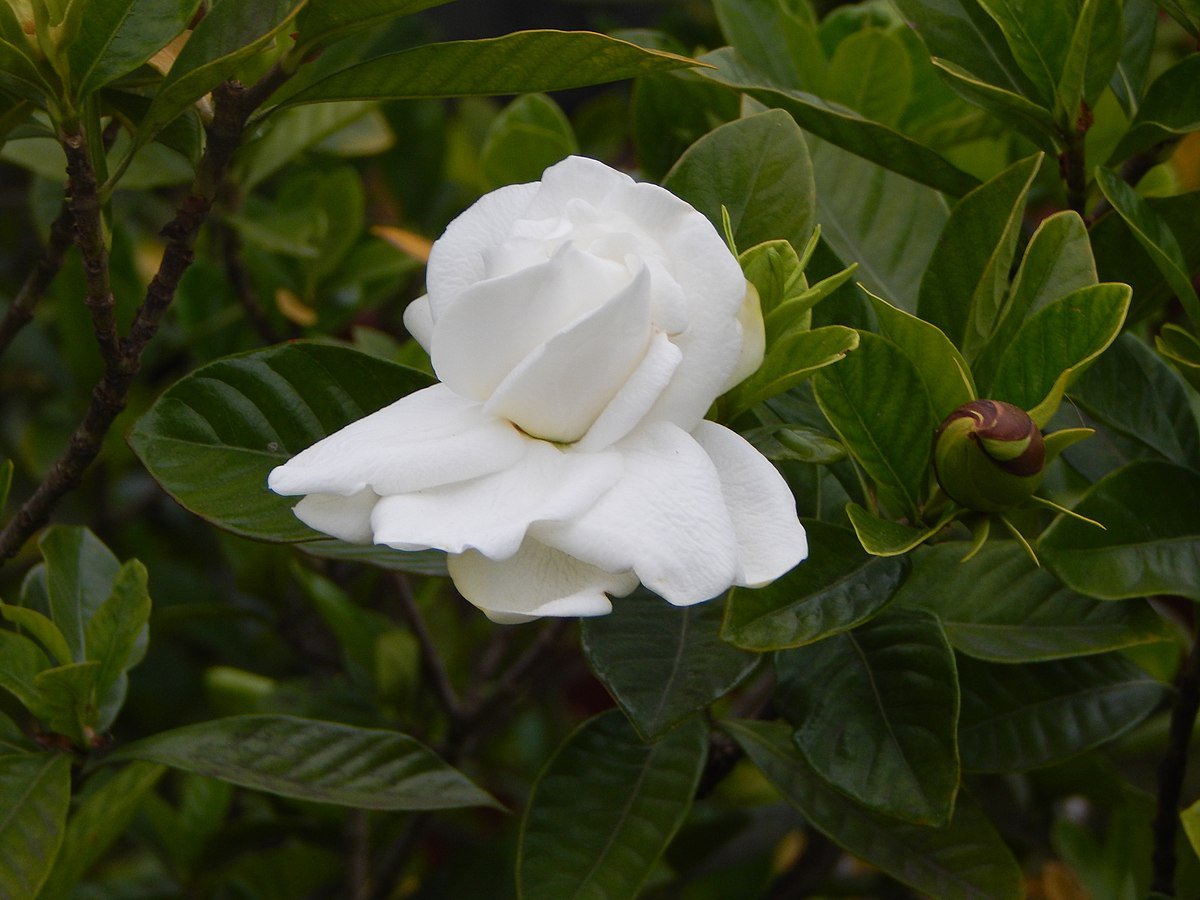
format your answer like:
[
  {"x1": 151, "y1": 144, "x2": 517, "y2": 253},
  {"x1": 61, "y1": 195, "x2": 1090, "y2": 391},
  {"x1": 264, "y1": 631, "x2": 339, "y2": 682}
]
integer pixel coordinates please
[{"x1": 932, "y1": 400, "x2": 1045, "y2": 512}]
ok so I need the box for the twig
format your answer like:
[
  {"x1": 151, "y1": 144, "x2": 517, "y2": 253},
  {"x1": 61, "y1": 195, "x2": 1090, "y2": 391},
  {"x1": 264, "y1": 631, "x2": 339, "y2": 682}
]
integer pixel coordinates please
[
  {"x1": 1151, "y1": 626, "x2": 1200, "y2": 896},
  {"x1": 391, "y1": 573, "x2": 463, "y2": 723},
  {"x1": 0, "y1": 67, "x2": 293, "y2": 565},
  {"x1": 1059, "y1": 103, "x2": 1092, "y2": 217},
  {"x1": 0, "y1": 202, "x2": 74, "y2": 360},
  {"x1": 347, "y1": 809, "x2": 370, "y2": 900},
  {"x1": 217, "y1": 222, "x2": 284, "y2": 344}
]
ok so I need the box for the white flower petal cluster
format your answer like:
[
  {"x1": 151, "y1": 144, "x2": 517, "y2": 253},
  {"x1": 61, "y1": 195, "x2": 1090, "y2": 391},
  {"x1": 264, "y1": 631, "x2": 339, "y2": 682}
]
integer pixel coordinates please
[{"x1": 269, "y1": 156, "x2": 806, "y2": 622}]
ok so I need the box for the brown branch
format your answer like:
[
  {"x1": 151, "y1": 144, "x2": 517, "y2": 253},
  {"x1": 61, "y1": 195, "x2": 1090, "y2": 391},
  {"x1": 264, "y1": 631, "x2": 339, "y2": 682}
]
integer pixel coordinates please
[
  {"x1": 391, "y1": 573, "x2": 463, "y2": 724},
  {"x1": 218, "y1": 223, "x2": 284, "y2": 344},
  {"x1": 0, "y1": 202, "x2": 74, "y2": 360},
  {"x1": 1152, "y1": 627, "x2": 1200, "y2": 896},
  {"x1": 0, "y1": 66, "x2": 293, "y2": 565},
  {"x1": 1059, "y1": 102, "x2": 1092, "y2": 218}
]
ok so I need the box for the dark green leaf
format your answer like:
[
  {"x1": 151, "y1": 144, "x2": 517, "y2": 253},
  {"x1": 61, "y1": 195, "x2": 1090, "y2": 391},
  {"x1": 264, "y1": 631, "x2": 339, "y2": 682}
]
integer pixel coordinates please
[
  {"x1": 775, "y1": 609, "x2": 959, "y2": 824},
  {"x1": 727, "y1": 325, "x2": 859, "y2": 417},
  {"x1": 976, "y1": 0, "x2": 1077, "y2": 108},
  {"x1": 108, "y1": 715, "x2": 498, "y2": 810},
  {"x1": 957, "y1": 653, "x2": 1167, "y2": 771},
  {"x1": 30, "y1": 662, "x2": 100, "y2": 743},
  {"x1": 814, "y1": 332, "x2": 936, "y2": 520},
  {"x1": 917, "y1": 153, "x2": 1042, "y2": 359},
  {"x1": 480, "y1": 93, "x2": 577, "y2": 189},
  {"x1": 1056, "y1": 0, "x2": 1123, "y2": 117},
  {"x1": 726, "y1": 719, "x2": 1023, "y2": 899},
  {"x1": 895, "y1": 542, "x2": 1171, "y2": 662},
  {"x1": 83, "y1": 560, "x2": 151, "y2": 704},
  {"x1": 38, "y1": 526, "x2": 120, "y2": 663},
  {"x1": 69, "y1": 0, "x2": 198, "y2": 100},
  {"x1": 1156, "y1": 0, "x2": 1200, "y2": 36},
  {"x1": 1111, "y1": 0, "x2": 1156, "y2": 117},
  {"x1": 518, "y1": 712, "x2": 706, "y2": 900},
  {"x1": 277, "y1": 31, "x2": 699, "y2": 108},
  {"x1": 845, "y1": 503, "x2": 955, "y2": 556},
  {"x1": 712, "y1": 0, "x2": 823, "y2": 91},
  {"x1": 664, "y1": 109, "x2": 814, "y2": 253},
  {"x1": 1157, "y1": 324, "x2": 1200, "y2": 393},
  {"x1": 581, "y1": 593, "x2": 756, "y2": 741},
  {"x1": 1041, "y1": 460, "x2": 1200, "y2": 601},
  {"x1": 0, "y1": 457, "x2": 12, "y2": 513},
  {"x1": 0, "y1": 601, "x2": 71, "y2": 667},
  {"x1": 694, "y1": 48, "x2": 980, "y2": 196},
  {"x1": 1109, "y1": 54, "x2": 1200, "y2": 163},
  {"x1": 990, "y1": 282, "x2": 1130, "y2": 426},
  {"x1": 128, "y1": 341, "x2": 432, "y2": 543},
  {"x1": 293, "y1": 0, "x2": 454, "y2": 57},
  {"x1": 630, "y1": 68, "x2": 740, "y2": 183},
  {"x1": 929, "y1": 59, "x2": 1060, "y2": 151},
  {"x1": 723, "y1": 520, "x2": 909, "y2": 650},
  {"x1": 0, "y1": 753, "x2": 71, "y2": 899}
]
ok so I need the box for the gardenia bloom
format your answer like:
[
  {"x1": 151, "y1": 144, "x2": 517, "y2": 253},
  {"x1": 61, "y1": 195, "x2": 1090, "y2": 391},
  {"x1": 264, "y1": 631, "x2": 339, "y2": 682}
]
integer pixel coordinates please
[{"x1": 269, "y1": 156, "x2": 807, "y2": 622}]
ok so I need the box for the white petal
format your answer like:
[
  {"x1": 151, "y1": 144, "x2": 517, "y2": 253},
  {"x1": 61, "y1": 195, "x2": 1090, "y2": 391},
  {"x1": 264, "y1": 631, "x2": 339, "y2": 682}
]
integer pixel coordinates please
[
  {"x1": 402, "y1": 296, "x2": 434, "y2": 352},
  {"x1": 267, "y1": 384, "x2": 526, "y2": 497},
  {"x1": 522, "y1": 156, "x2": 632, "y2": 218},
  {"x1": 483, "y1": 266, "x2": 652, "y2": 443},
  {"x1": 534, "y1": 422, "x2": 739, "y2": 605},
  {"x1": 293, "y1": 488, "x2": 379, "y2": 544},
  {"x1": 425, "y1": 181, "x2": 539, "y2": 316},
  {"x1": 691, "y1": 421, "x2": 807, "y2": 585},
  {"x1": 575, "y1": 331, "x2": 682, "y2": 452},
  {"x1": 721, "y1": 282, "x2": 766, "y2": 392},
  {"x1": 430, "y1": 243, "x2": 633, "y2": 403},
  {"x1": 448, "y1": 537, "x2": 638, "y2": 622},
  {"x1": 370, "y1": 440, "x2": 621, "y2": 559}
]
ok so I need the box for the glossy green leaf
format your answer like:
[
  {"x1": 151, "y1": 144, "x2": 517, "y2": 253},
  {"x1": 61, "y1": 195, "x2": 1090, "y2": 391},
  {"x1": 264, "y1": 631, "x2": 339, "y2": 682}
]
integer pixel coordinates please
[
  {"x1": 631, "y1": 66, "x2": 740, "y2": 183},
  {"x1": 974, "y1": 211, "x2": 1098, "y2": 392},
  {"x1": 128, "y1": 342, "x2": 433, "y2": 547},
  {"x1": 664, "y1": 109, "x2": 814, "y2": 253},
  {"x1": 83, "y1": 559, "x2": 151, "y2": 703},
  {"x1": 976, "y1": 0, "x2": 1076, "y2": 107},
  {"x1": 846, "y1": 503, "x2": 956, "y2": 556},
  {"x1": 918, "y1": 154, "x2": 1042, "y2": 359},
  {"x1": 764, "y1": 266, "x2": 858, "y2": 336},
  {"x1": 867, "y1": 289, "x2": 975, "y2": 421},
  {"x1": 727, "y1": 325, "x2": 858, "y2": 417},
  {"x1": 277, "y1": 31, "x2": 698, "y2": 108},
  {"x1": 518, "y1": 711, "x2": 706, "y2": 900},
  {"x1": 1056, "y1": 0, "x2": 1123, "y2": 118},
  {"x1": 1109, "y1": 54, "x2": 1200, "y2": 163},
  {"x1": 130, "y1": 0, "x2": 302, "y2": 154},
  {"x1": 808, "y1": 138, "x2": 949, "y2": 311},
  {"x1": 826, "y1": 28, "x2": 913, "y2": 127},
  {"x1": 1095, "y1": 167, "x2": 1200, "y2": 329},
  {"x1": 39, "y1": 762, "x2": 166, "y2": 898},
  {"x1": 775, "y1": 609, "x2": 959, "y2": 824},
  {"x1": 895, "y1": 543, "x2": 1171, "y2": 662},
  {"x1": 723, "y1": 520, "x2": 909, "y2": 650},
  {"x1": 480, "y1": 93, "x2": 577, "y2": 189},
  {"x1": 0, "y1": 753, "x2": 71, "y2": 899},
  {"x1": 292, "y1": 0, "x2": 454, "y2": 57},
  {"x1": 957, "y1": 653, "x2": 1167, "y2": 771},
  {"x1": 0, "y1": 601, "x2": 71, "y2": 667},
  {"x1": 69, "y1": 0, "x2": 198, "y2": 100},
  {"x1": 39, "y1": 526, "x2": 120, "y2": 663},
  {"x1": 1041, "y1": 460, "x2": 1200, "y2": 601},
  {"x1": 725, "y1": 719, "x2": 1023, "y2": 899},
  {"x1": 814, "y1": 332, "x2": 936, "y2": 520},
  {"x1": 581, "y1": 593, "x2": 756, "y2": 742},
  {"x1": 990, "y1": 283, "x2": 1130, "y2": 426},
  {"x1": 1111, "y1": 0, "x2": 1156, "y2": 117},
  {"x1": 712, "y1": 0, "x2": 823, "y2": 91},
  {"x1": 695, "y1": 48, "x2": 980, "y2": 196},
  {"x1": 929, "y1": 58, "x2": 1061, "y2": 151},
  {"x1": 108, "y1": 715, "x2": 498, "y2": 810}
]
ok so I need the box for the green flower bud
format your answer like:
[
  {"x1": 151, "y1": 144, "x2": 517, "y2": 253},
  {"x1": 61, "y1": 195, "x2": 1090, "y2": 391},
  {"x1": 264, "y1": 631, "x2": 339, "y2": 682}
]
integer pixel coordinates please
[{"x1": 932, "y1": 400, "x2": 1045, "y2": 512}]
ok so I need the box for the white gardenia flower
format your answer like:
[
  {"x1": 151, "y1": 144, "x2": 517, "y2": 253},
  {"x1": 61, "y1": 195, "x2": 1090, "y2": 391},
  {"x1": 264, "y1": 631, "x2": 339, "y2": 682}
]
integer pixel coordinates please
[{"x1": 269, "y1": 156, "x2": 807, "y2": 623}]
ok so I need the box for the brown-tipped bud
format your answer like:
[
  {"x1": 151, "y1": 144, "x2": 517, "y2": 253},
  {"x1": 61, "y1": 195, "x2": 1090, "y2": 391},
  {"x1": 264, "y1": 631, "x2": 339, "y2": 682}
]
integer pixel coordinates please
[{"x1": 932, "y1": 400, "x2": 1045, "y2": 512}]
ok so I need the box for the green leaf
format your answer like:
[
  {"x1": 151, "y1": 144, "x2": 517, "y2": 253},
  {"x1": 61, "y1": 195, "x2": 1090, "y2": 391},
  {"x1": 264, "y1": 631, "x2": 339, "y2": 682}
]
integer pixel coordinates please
[
  {"x1": 1041, "y1": 460, "x2": 1200, "y2": 601},
  {"x1": 1184, "y1": 797, "x2": 1200, "y2": 860},
  {"x1": 517, "y1": 711, "x2": 706, "y2": 900},
  {"x1": 846, "y1": 503, "x2": 956, "y2": 556},
  {"x1": 663, "y1": 109, "x2": 814, "y2": 253},
  {"x1": 1111, "y1": 0, "x2": 1156, "y2": 117},
  {"x1": 974, "y1": 211, "x2": 1098, "y2": 392},
  {"x1": 30, "y1": 662, "x2": 100, "y2": 744},
  {"x1": 0, "y1": 630, "x2": 51, "y2": 713},
  {"x1": 712, "y1": 0, "x2": 823, "y2": 91},
  {"x1": 957, "y1": 653, "x2": 1167, "y2": 772},
  {"x1": 39, "y1": 762, "x2": 166, "y2": 898},
  {"x1": 917, "y1": 153, "x2": 1042, "y2": 359},
  {"x1": 1157, "y1": 324, "x2": 1200, "y2": 393},
  {"x1": 808, "y1": 138, "x2": 949, "y2": 311},
  {"x1": 814, "y1": 332, "x2": 936, "y2": 520},
  {"x1": 866, "y1": 289, "x2": 975, "y2": 421},
  {"x1": 0, "y1": 601, "x2": 71, "y2": 667},
  {"x1": 989, "y1": 282, "x2": 1130, "y2": 426},
  {"x1": 0, "y1": 753, "x2": 71, "y2": 899},
  {"x1": 130, "y1": 0, "x2": 303, "y2": 154},
  {"x1": 1056, "y1": 0, "x2": 1123, "y2": 119},
  {"x1": 826, "y1": 27, "x2": 913, "y2": 127},
  {"x1": 69, "y1": 0, "x2": 198, "y2": 100},
  {"x1": 630, "y1": 67, "x2": 740, "y2": 183},
  {"x1": 976, "y1": 0, "x2": 1077, "y2": 108},
  {"x1": 1156, "y1": 0, "x2": 1200, "y2": 36},
  {"x1": 108, "y1": 715, "x2": 498, "y2": 810},
  {"x1": 235, "y1": 100, "x2": 378, "y2": 191},
  {"x1": 128, "y1": 342, "x2": 432, "y2": 543},
  {"x1": 1095, "y1": 167, "x2": 1200, "y2": 329},
  {"x1": 928, "y1": 58, "x2": 1061, "y2": 152},
  {"x1": 895, "y1": 542, "x2": 1171, "y2": 662},
  {"x1": 292, "y1": 0, "x2": 454, "y2": 57},
  {"x1": 725, "y1": 719, "x2": 1023, "y2": 900},
  {"x1": 1109, "y1": 54, "x2": 1200, "y2": 163},
  {"x1": 292, "y1": 564, "x2": 384, "y2": 685},
  {"x1": 775, "y1": 609, "x2": 959, "y2": 824},
  {"x1": 694, "y1": 48, "x2": 980, "y2": 197},
  {"x1": 480, "y1": 93, "x2": 577, "y2": 190},
  {"x1": 276, "y1": 31, "x2": 699, "y2": 108},
  {"x1": 723, "y1": 520, "x2": 909, "y2": 651},
  {"x1": 742, "y1": 423, "x2": 846, "y2": 465},
  {"x1": 726, "y1": 325, "x2": 859, "y2": 417},
  {"x1": 0, "y1": 457, "x2": 12, "y2": 513},
  {"x1": 83, "y1": 559, "x2": 151, "y2": 704},
  {"x1": 38, "y1": 526, "x2": 120, "y2": 663}
]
